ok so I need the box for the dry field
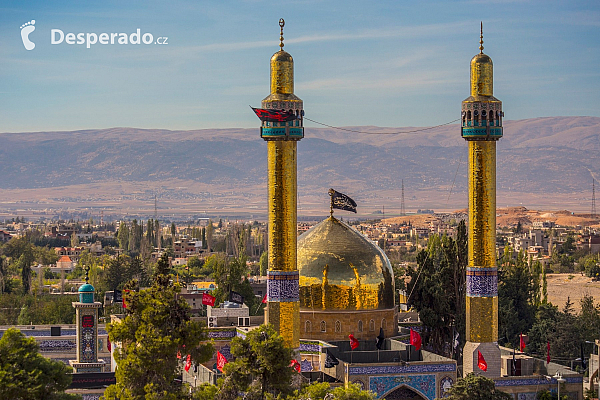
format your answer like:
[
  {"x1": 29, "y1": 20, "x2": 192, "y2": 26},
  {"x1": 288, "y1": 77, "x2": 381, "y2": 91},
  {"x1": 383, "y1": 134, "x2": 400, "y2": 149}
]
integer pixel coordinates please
[{"x1": 546, "y1": 273, "x2": 600, "y2": 312}]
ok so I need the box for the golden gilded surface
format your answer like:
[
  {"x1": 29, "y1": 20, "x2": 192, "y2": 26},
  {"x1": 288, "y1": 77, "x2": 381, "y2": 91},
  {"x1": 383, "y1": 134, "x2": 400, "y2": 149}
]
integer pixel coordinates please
[
  {"x1": 466, "y1": 296, "x2": 498, "y2": 342},
  {"x1": 262, "y1": 26, "x2": 303, "y2": 349},
  {"x1": 298, "y1": 216, "x2": 395, "y2": 311},
  {"x1": 270, "y1": 51, "x2": 294, "y2": 95},
  {"x1": 470, "y1": 53, "x2": 493, "y2": 98},
  {"x1": 466, "y1": 136, "x2": 498, "y2": 343},
  {"x1": 468, "y1": 141, "x2": 496, "y2": 269},
  {"x1": 267, "y1": 140, "x2": 297, "y2": 272},
  {"x1": 267, "y1": 301, "x2": 300, "y2": 349}
]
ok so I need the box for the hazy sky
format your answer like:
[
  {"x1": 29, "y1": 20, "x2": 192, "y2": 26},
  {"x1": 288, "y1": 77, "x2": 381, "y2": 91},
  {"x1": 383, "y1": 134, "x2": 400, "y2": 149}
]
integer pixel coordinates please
[{"x1": 1, "y1": 0, "x2": 599, "y2": 132}]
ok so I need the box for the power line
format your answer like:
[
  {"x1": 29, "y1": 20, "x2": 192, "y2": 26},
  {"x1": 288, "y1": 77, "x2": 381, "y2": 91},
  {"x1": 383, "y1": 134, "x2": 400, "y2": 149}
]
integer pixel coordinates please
[{"x1": 303, "y1": 117, "x2": 460, "y2": 135}]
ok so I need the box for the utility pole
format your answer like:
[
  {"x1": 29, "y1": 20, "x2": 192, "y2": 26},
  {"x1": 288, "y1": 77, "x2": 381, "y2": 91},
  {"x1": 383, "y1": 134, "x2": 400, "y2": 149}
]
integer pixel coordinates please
[
  {"x1": 401, "y1": 179, "x2": 406, "y2": 216},
  {"x1": 592, "y1": 179, "x2": 597, "y2": 218}
]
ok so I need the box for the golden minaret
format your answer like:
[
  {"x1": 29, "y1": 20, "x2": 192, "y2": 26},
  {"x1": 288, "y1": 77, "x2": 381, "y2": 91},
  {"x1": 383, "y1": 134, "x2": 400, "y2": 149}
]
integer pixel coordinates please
[
  {"x1": 461, "y1": 23, "x2": 503, "y2": 377},
  {"x1": 261, "y1": 19, "x2": 303, "y2": 350}
]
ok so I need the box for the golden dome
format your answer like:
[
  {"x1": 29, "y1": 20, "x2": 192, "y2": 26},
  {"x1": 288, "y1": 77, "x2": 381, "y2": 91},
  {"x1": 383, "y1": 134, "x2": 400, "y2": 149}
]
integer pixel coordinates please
[
  {"x1": 298, "y1": 216, "x2": 395, "y2": 311},
  {"x1": 271, "y1": 50, "x2": 293, "y2": 63}
]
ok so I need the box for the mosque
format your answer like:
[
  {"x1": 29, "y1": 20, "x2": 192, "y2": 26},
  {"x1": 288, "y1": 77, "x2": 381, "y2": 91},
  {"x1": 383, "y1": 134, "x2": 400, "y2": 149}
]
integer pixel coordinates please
[{"x1": 99, "y1": 18, "x2": 584, "y2": 400}]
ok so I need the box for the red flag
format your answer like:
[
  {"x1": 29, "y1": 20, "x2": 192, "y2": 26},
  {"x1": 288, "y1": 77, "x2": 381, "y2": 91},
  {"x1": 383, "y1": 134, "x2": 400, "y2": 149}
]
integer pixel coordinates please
[
  {"x1": 202, "y1": 292, "x2": 216, "y2": 306},
  {"x1": 290, "y1": 359, "x2": 301, "y2": 373},
  {"x1": 122, "y1": 289, "x2": 130, "y2": 308},
  {"x1": 349, "y1": 334, "x2": 359, "y2": 350},
  {"x1": 177, "y1": 350, "x2": 181, "y2": 359},
  {"x1": 251, "y1": 107, "x2": 298, "y2": 122},
  {"x1": 184, "y1": 354, "x2": 192, "y2": 372},
  {"x1": 107, "y1": 338, "x2": 111, "y2": 352},
  {"x1": 478, "y1": 350, "x2": 488, "y2": 371},
  {"x1": 410, "y1": 328, "x2": 422, "y2": 351},
  {"x1": 217, "y1": 351, "x2": 228, "y2": 372},
  {"x1": 262, "y1": 293, "x2": 267, "y2": 304},
  {"x1": 520, "y1": 333, "x2": 526, "y2": 352},
  {"x1": 547, "y1": 341, "x2": 551, "y2": 364}
]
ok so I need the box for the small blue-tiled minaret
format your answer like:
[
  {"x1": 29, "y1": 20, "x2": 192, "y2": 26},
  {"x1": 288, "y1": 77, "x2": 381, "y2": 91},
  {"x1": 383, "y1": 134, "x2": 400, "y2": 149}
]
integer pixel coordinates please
[{"x1": 70, "y1": 268, "x2": 106, "y2": 373}]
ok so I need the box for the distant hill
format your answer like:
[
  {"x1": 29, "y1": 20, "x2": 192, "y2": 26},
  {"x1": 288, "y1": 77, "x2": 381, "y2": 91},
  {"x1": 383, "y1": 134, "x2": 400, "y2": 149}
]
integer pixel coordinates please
[{"x1": 0, "y1": 116, "x2": 598, "y2": 216}]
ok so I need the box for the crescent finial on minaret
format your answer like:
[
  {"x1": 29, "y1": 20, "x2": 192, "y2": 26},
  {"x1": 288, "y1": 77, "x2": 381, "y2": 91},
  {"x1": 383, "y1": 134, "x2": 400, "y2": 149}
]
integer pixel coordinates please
[
  {"x1": 479, "y1": 21, "x2": 484, "y2": 53},
  {"x1": 279, "y1": 18, "x2": 285, "y2": 50}
]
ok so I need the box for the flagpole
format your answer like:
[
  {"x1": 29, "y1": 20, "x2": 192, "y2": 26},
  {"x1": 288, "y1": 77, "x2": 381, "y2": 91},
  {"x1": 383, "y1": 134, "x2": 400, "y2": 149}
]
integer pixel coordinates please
[{"x1": 329, "y1": 189, "x2": 334, "y2": 217}]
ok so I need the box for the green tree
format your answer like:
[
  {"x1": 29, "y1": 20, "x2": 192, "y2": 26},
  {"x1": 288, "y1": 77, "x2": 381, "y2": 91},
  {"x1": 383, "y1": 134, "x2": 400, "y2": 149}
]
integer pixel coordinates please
[
  {"x1": 117, "y1": 222, "x2": 129, "y2": 251},
  {"x1": 528, "y1": 300, "x2": 582, "y2": 364},
  {"x1": 220, "y1": 324, "x2": 294, "y2": 400},
  {"x1": 171, "y1": 222, "x2": 177, "y2": 243},
  {"x1": 18, "y1": 245, "x2": 35, "y2": 293},
  {"x1": 444, "y1": 373, "x2": 512, "y2": 400},
  {"x1": 406, "y1": 221, "x2": 467, "y2": 356},
  {"x1": 206, "y1": 220, "x2": 214, "y2": 253},
  {"x1": 34, "y1": 246, "x2": 59, "y2": 266},
  {"x1": 259, "y1": 251, "x2": 268, "y2": 276},
  {"x1": 0, "y1": 328, "x2": 80, "y2": 400},
  {"x1": 560, "y1": 236, "x2": 575, "y2": 255},
  {"x1": 102, "y1": 261, "x2": 213, "y2": 400},
  {"x1": 292, "y1": 382, "x2": 376, "y2": 400},
  {"x1": 498, "y1": 247, "x2": 537, "y2": 347},
  {"x1": 102, "y1": 256, "x2": 131, "y2": 290}
]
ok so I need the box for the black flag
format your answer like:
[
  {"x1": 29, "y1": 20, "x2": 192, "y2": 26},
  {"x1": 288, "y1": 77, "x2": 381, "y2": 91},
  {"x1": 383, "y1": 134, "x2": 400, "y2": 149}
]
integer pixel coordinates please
[
  {"x1": 229, "y1": 291, "x2": 244, "y2": 305},
  {"x1": 329, "y1": 189, "x2": 357, "y2": 213},
  {"x1": 376, "y1": 327, "x2": 385, "y2": 350},
  {"x1": 113, "y1": 289, "x2": 122, "y2": 303},
  {"x1": 324, "y1": 350, "x2": 339, "y2": 368}
]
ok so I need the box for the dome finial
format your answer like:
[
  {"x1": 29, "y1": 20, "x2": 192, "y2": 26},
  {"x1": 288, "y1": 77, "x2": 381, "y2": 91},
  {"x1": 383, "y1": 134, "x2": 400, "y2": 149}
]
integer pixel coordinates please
[
  {"x1": 279, "y1": 18, "x2": 285, "y2": 51},
  {"x1": 479, "y1": 21, "x2": 484, "y2": 53},
  {"x1": 84, "y1": 265, "x2": 90, "y2": 284}
]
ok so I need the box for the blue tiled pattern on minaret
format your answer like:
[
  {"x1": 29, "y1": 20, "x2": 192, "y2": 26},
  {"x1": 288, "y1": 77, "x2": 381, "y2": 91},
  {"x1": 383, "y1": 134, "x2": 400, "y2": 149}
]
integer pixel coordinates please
[
  {"x1": 267, "y1": 270, "x2": 299, "y2": 302},
  {"x1": 466, "y1": 267, "x2": 497, "y2": 297}
]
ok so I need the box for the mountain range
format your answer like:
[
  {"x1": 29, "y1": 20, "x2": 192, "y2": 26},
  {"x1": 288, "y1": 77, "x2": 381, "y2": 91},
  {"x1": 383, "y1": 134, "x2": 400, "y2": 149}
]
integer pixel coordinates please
[{"x1": 0, "y1": 116, "x2": 598, "y2": 217}]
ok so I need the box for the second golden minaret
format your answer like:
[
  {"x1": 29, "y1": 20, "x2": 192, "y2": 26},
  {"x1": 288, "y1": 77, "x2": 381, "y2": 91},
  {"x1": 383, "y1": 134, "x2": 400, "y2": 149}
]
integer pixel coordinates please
[
  {"x1": 461, "y1": 24, "x2": 503, "y2": 377},
  {"x1": 261, "y1": 19, "x2": 303, "y2": 350}
]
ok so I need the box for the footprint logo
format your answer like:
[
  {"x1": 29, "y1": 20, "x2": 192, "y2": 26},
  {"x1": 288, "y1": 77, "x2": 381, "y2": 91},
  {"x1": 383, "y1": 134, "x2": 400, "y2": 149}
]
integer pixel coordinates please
[{"x1": 20, "y1": 20, "x2": 36, "y2": 50}]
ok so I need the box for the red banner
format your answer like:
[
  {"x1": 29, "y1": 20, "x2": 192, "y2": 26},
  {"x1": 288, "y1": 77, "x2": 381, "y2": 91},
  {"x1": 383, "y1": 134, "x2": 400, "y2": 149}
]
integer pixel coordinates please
[
  {"x1": 290, "y1": 359, "x2": 301, "y2": 373},
  {"x1": 184, "y1": 354, "x2": 192, "y2": 372},
  {"x1": 217, "y1": 351, "x2": 228, "y2": 372},
  {"x1": 520, "y1": 333, "x2": 526, "y2": 352},
  {"x1": 478, "y1": 350, "x2": 488, "y2": 372},
  {"x1": 202, "y1": 292, "x2": 216, "y2": 306},
  {"x1": 349, "y1": 334, "x2": 359, "y2": 350},
  {"x1": 410, "y1": 329, "x2": 422, "y2": 352}
]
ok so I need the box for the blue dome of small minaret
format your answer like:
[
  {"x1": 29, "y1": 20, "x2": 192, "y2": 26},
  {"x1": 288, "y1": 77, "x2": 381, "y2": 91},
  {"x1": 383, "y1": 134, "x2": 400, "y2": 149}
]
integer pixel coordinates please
[{"x1": 78, "y1": 268, "x2": 95, "y2": 303}]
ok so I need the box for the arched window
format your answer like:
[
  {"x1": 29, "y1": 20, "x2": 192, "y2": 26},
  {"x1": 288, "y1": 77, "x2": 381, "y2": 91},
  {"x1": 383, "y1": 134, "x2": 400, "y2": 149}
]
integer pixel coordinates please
[
  {"x1": 381, "y1": 318, "x2": 387, "y2": 330},
  {"x1": 467, "y1": 111, "x2": 472, "y2": 127},
  {"x1": 358, "y1": 320, "x2": 363, "y2": 332},
  {"x1": 305, "y1": 321, "x2": 311, "y2": 333},
  {"x1": 335, "y1": 321, "x2": 341, "y2": 333},
  {"x1": 320, "y1": 321, "x2": 326, "y2": 332},
  {"x1": 369, "y1": 319, "x2": 375, "y2": 332}
]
